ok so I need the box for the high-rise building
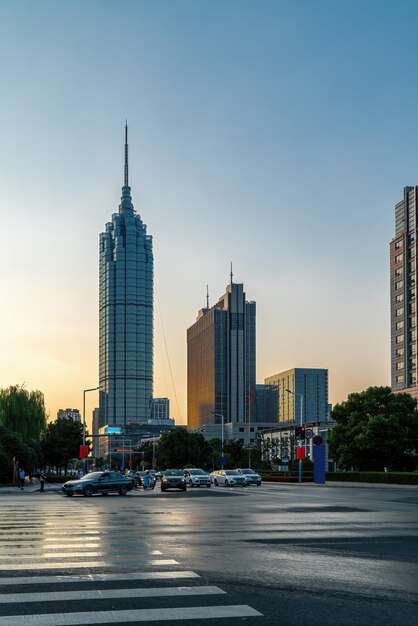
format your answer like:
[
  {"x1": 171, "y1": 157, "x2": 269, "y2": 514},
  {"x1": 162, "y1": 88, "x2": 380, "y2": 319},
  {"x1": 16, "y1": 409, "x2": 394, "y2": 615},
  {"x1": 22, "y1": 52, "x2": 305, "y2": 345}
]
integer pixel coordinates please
[
  {"x1": 264, "y1": 368, "x2": 329, "y2": 423},
  {"x1": 187, "y1": 278, "x2": 256, "y2": 441},
  {"x1": 390, "y1": 187, "x2": 418, "y2": 399},
  {"x1": 99, "y1": 125, "x2": 154, "y2": 428}
]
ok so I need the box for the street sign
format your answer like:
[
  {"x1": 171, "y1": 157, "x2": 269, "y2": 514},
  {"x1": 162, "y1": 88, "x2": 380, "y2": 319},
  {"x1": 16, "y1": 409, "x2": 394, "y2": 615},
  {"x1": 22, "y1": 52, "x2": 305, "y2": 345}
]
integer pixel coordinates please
[
  {"x1": 312, "y1": 435, "x2": 324, "y2": 446},
  {"x1": 295, "y1": 448, "x2": 306, "y2": 460},
  {"x1": 304, "y1": 428, "x2": 314, "y2": 440},
  {"x1": 104, "y1": 426, "x2": 122, "y2": 434},
  {"x1": 220, "y1": 455, "x2": 226, "y2": 467},
  {"x1": 282, "y1": 457, "x2": 290, "y2": 463}
]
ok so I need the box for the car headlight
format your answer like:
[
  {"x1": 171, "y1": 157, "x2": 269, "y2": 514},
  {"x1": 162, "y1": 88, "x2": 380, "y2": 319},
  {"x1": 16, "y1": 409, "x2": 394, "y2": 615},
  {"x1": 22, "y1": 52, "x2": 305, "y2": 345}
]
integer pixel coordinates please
[{"x1": 72, "y1": 483, "x2": 82, "y2": 488}]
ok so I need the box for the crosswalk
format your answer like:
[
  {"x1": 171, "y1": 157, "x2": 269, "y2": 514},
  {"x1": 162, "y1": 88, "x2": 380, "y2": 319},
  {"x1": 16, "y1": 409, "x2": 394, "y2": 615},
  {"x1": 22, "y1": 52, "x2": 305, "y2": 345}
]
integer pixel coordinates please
[{"x1": 0, "y1": 501, "x2": 262, "y2": 624}]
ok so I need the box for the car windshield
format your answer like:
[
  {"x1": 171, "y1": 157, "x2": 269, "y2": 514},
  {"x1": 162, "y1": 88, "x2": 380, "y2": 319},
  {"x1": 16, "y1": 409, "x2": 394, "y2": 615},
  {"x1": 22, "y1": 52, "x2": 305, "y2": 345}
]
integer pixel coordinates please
[
  {"x1": 189, "y1": 469, "x2": 205, "y2": 475},
  {"x1": 80, "y1": 472, "x2": 102, "y2": 481},
  {"x1": 225, "y1": 470, "x2": 241, "y2": 476},
  {"x1": 165, "y1": 470, "x2": 182, "y2": 476},
  {"x1": 240, "y1": 469, "x2": 256, "y2": 474}
]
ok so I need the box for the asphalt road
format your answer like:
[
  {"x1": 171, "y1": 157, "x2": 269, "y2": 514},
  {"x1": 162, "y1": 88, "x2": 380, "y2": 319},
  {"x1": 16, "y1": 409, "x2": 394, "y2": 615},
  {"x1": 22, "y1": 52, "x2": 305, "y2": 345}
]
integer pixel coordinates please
[{"x1": 0, "y1": 482, "x2": 417, "y2": 625}]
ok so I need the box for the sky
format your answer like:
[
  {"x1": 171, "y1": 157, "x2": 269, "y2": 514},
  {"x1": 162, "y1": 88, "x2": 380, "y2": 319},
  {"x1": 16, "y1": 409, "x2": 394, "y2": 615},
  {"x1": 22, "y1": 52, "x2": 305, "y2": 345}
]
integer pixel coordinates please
[{"x1": 1, "y1": 0, "x2": 418, "y2": 430}]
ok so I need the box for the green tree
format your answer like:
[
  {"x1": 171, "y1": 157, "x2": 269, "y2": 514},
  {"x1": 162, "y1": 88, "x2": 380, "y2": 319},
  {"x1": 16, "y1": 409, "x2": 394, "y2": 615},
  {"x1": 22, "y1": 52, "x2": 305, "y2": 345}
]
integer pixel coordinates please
[
  {"x1": 224, "y1": 439, "x2": 244, "y2": 467},
  {"x1": 0, "y1": 425, "x2": 39, "y2": 477},
  {"x1": 40, "y1": 418, "x2": 85, "y2": 474},
  {"x1": 0, "y1": 385, "x2": 47, "y2": 444},
  {"x1": 156, "y1": 428, "x2": 212, "y2": 469},
  {"x1": 329, "y1": 386, "x2": 418, "y2": 471}
]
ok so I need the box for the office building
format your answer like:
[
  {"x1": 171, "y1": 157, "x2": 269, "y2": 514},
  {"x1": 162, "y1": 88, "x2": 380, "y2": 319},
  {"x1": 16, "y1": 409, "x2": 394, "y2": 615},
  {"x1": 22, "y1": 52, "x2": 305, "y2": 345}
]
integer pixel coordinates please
[
  {"x1": 99, "y1": 125, "x2": 154, "y2": 427},
  {"x1": 152, "y1": 397, "x2": 170, "y2": 421},
  {"x1": 264, "y1": 368, "x2": 329, "y2": 423},
  {"x1": 187, "y1": 278, "x2": 261, "y2": 442},
  {"x1": 390, "y1": 186, "x2": 418, "y2": 399}
]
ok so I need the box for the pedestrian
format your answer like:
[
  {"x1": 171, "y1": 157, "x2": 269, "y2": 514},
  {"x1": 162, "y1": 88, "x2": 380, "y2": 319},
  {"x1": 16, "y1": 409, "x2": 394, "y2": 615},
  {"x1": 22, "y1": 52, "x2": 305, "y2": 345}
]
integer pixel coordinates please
[
  {"x1": 16, "y1": 468, "x2": 20, "y2": 489},
  {"x1": 19, "y1": 468, "x2": 26, "y2": 490},
  {"x1": 39, "y1": 472, "x2": 45, "y2": 492}
]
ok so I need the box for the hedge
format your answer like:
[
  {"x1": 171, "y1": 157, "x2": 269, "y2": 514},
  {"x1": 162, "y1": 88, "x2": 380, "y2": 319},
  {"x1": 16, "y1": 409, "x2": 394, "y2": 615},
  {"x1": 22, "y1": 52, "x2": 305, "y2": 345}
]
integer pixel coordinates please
[{"x1": 261, "y1": 471, "x2": 418, "y2": 485}]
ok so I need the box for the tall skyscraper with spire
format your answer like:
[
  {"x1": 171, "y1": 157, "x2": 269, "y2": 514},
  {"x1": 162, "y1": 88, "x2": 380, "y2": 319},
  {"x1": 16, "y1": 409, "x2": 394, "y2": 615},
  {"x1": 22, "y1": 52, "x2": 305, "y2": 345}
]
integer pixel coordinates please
[{"x1": 99, "y1": 125, "x2": 153, "y2": 428}]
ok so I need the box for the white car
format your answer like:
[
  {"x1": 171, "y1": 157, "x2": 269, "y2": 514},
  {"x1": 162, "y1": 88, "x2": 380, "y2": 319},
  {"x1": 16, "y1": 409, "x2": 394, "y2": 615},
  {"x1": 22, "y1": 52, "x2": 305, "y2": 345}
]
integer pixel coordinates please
[
  {"x1": 183, "y1": 468, "x2": 211, "y2": 487},
  {"x1": 237, "y1": 468, "x2": 262, "y2": 486},
  {"x1": 212, "y1": 470, "x2": 247, "y2": 487}
]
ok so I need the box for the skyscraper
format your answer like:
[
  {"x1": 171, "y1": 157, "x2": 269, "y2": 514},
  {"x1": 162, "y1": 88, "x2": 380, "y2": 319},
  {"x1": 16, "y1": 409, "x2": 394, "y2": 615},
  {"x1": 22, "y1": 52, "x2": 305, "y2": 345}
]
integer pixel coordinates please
[
  {"x1": 390, "y1": 186, "x2": 418, "y2": 399},
  {"x1": 187, "y1": 278, "x2": 256, "y2": 441},
  {"x1": 99, "y1": 125, "x2": 153, "y2": 428}
]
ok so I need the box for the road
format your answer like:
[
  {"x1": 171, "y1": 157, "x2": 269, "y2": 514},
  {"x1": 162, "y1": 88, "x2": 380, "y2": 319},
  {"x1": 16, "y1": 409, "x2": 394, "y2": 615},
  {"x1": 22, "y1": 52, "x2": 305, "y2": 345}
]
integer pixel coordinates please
[{"x1": 0, "y1": 482, "x2": 417, "y2": 625}]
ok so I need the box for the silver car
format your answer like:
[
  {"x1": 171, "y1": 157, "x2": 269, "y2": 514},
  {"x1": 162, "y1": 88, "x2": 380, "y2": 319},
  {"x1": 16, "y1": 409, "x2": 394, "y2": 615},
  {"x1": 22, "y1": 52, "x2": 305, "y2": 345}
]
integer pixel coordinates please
[
  {"x1": 183, "y1": 468, "x2": 211, "y2": 487},
  {"x1": 212, "y1": 470, "x2": 247, "y2": 487},
  {"x1": 237, "y1": 468, "x2": 262, "y2": 486}
]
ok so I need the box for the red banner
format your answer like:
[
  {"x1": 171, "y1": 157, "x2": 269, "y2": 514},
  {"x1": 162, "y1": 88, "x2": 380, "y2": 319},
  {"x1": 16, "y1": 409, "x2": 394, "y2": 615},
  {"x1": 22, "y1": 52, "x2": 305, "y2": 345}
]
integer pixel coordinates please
[
  {"x1": 79, "y1": 445, "x2": 89, "y2": 459},
  {"x1": 296, "y1": 447, "x2": 306, "y2": 460}
]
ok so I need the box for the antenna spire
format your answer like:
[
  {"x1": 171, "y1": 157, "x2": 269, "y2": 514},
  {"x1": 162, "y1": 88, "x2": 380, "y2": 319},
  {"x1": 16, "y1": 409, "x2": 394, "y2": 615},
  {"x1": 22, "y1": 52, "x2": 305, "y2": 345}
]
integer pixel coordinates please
[
  {"x1": 206, "y1": 284, "x2": 209, "y2": 309},
  {"x1": 124, "y1": 120, "x2": 129, "y2": 187},
  {"x1": 230, "y1": 262, "x2": 233, "y2": 284}
]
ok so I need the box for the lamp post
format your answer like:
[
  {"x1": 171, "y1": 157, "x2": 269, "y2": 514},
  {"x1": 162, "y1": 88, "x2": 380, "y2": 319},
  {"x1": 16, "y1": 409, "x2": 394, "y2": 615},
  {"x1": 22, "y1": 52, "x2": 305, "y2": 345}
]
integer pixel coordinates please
[
  {"x1": 210, "y1": 411, "x2": 225, "y2": 468},
  {"x1": 286, "y1": 388, "x2": 304, "y2": 484},
  {"x1": 83, "y1": 387, "x2": 99, "y2": 473}
]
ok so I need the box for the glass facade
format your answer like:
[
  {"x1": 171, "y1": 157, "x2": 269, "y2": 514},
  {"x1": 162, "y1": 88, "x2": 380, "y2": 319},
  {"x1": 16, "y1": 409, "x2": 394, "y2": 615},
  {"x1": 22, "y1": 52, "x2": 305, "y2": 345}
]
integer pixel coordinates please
[
  {"x1": 99, "y1": 133, "x2": 153, "y2": 427},
  {"x1": 187, "y1": 282, "x2": 256, "y2": 431}
]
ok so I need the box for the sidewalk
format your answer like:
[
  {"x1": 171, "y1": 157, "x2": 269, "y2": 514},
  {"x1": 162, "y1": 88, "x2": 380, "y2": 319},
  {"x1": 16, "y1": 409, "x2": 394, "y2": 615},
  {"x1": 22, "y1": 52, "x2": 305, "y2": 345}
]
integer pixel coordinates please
[{"x1": 0, "y1": 481, "x2": 63, "y2": 495}]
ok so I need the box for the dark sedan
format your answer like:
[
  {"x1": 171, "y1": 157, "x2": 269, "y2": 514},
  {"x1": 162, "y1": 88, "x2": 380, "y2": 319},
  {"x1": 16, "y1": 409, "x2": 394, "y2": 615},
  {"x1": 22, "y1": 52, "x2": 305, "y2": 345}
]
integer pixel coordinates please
[
  {"x1": 61, "y1": 471, "x2": 133, "y2": 497},
  {"x1": 161, "y1": 469, "x2": 187, "y2": 492}
]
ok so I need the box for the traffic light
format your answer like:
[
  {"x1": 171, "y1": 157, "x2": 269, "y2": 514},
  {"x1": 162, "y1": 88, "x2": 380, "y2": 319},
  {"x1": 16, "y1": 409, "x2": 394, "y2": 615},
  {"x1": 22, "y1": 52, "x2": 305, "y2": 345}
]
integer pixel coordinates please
[{"x1": 295, "y1": 426, "x2": 306, "y2": 440}]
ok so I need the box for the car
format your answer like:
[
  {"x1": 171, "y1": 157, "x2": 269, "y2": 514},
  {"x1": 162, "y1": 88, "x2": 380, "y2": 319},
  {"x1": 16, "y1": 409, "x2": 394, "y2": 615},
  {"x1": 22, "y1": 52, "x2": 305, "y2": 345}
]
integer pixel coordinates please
[
  {"x1": 212, "y1": 470, "x2": 247, "y2": 487},
  {"x1": 161, "y1": 469, "x2": 187, "y2": 492},
  {"x1": 61, "y1": 471, "x2": 133, "y2": 497},
  {"x1": 237, "y1": 468, "x2": 262, "y2": 486},
  {"x1": 183, "y1": 468, "x2": 211, "y2": 487}
]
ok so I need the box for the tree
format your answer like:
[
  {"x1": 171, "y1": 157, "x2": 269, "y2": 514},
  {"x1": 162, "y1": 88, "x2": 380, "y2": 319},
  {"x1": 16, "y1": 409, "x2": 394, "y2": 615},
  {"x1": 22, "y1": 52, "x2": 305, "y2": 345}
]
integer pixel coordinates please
[
  {"x1": 329, "y1": 386, "x2": 418, "y2": 471},
  {"x1": 224, "y1": 439, "x2": 244, "y2": 467},
  {"x1": 40, "y1": 418, "x2": 85, "y2": 474},
  {"x1": 0, "y1": 385, "x2": 47, "y2": 444},
  {"x1": 156, "y1": 428, "x2": 212, "y2": 469}
]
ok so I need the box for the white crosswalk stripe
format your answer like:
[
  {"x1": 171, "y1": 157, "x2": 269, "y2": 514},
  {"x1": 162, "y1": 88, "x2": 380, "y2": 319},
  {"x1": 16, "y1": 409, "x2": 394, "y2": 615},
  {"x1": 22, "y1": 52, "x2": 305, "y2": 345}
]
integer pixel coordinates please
[{"x1": 0, "y1": 502, "x2": 263, "y2": 624}]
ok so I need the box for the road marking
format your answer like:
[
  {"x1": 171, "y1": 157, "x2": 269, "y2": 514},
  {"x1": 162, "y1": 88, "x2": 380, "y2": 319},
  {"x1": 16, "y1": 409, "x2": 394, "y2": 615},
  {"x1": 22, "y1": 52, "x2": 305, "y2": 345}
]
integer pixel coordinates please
[
  {"x1": 0, "y1": 559, "x2": 178, "y2": 571},
  {"x1": 0, "y1": 571, "x2": 200, "y2": 586},
  {"x1": 0, "y1": 605, "x2": 263, "y2": 624},
  {"x1": 0, "y1": 585, "x2": 225, "y2": 603}
]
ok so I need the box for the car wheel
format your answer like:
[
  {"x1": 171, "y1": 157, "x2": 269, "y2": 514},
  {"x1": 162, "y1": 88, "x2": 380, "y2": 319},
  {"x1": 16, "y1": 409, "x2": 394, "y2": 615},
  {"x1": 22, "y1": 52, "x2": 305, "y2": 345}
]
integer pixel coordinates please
[
  {"x1": 66, "y1": 493, "x2": 74, "y2": 497},
  {"x1": 257, "y1": 482, "x2": 261, "y2": 486},
  {"x1": 161, "y1": 486, "x2": 166, "y2": 492},
  {"x1": 182, "y1": 486, "x2": 186, "y2": 491},
  {"x1": 207, "y1": 483, "x2": 211, "y2": 488},
  {"x1": 119, "y1": 485, "x2": 128, "y2": 496},
  {"x1": 101, "y1": 492, "x2": 108, "y2": 496},
  {"x1": 214, "y1": 479, "x2": 218, "y2": 486},
  {"x1": 225, "y1": 480, "x2": 229, "y2": 487},
  {"x1": 83, "y1": 485, "x2": 93, "y2": 497}
]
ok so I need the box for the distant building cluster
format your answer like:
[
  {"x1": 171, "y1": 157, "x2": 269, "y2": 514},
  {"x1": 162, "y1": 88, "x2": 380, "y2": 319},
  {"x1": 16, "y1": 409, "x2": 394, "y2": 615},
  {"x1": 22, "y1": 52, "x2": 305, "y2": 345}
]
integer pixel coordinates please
[{"x1": 57, "y1": 408, "x2": 81, "y2": 422}]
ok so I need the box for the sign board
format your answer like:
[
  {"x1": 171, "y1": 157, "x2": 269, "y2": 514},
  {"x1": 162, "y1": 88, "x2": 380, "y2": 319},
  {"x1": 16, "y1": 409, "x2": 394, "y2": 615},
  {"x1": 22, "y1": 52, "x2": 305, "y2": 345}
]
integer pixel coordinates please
[
  {"x1": 304, "y1": 428, "x2": 314, "y2": 440},
  {"x1": 79, "y1": 445, "x2": 89, "y2": 459},
  {"x1": 104, "y1": 426, "x2": 122, "y2": 435},
  {"x1": 282, "y1": 457, "x2": 290, "y2": 463},
  {"x1": 220, "y1": 455, "x2": 226, "y2": 467},
  {"x1": 295, "y1": 447, "x2": 306, "y2": 460},
  {"x1": 312, "y1": 435, "x2": 324, "y2": 446}
]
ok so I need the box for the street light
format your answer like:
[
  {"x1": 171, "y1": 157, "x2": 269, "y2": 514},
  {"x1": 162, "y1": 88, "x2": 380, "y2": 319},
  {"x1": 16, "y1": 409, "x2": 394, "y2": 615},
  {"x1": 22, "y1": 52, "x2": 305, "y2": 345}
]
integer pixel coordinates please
[
  {"x1": 286, "y1": 388, "x2": 304, "y2": 484},
  {"x1": 210, "y1": 411, "x2": 225, "y2": 468},
  {"x1": 83, "y1": 387, "x2": 99, "y2": 473}
]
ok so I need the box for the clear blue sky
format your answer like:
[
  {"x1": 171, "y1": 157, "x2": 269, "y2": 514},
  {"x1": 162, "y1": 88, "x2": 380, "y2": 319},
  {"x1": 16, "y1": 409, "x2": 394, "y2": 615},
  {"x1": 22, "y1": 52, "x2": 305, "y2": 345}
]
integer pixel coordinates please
[{"x1": 0, "y1": 0, "x2": 417, "y2": 424}]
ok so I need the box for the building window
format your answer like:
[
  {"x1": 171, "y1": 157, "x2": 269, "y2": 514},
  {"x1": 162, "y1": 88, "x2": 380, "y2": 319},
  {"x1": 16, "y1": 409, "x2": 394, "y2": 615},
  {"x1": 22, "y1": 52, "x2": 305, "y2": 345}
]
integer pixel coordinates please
[
  {"x1": 396, "y1": 335, "x2": 404, "y2": 343},
  {"x1": 395, "y1": 253, "x2": 403, "y2": 263},
  {"x1": 396, "y1": 294, "x2": 404, "y2": 303},
  {"x1": 396, "y1": 362, "x2": 404, "y2": 370},
  {"x1": 396, "y1": 280, "x2": 404, "y2": 290},
  {"x1": 395, "y1": 268, "x2": 403, "y2": 276},
  {"x1": 396, "y1": 321, "x2": 404, "y2": 330},
  {"x1": 395, "y1": 240, "x2": 403, "y2": 249},
  {"x1": 411, "y1": 330, "x2": 417, "y2": 342},
  {"x1": 396, "y1": 348, "x2": 404, "y2": 357},
  {"x1": 396, "y1": 375, "x2": 404, "y2": 383},
  {"x1": 396, "y1": 307, "x2": 404, "y2": 317}
]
